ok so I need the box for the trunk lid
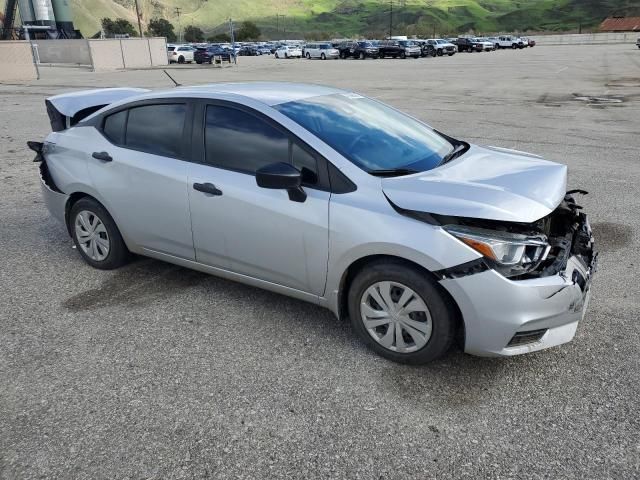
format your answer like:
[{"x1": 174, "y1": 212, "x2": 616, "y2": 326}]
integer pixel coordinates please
[{"x1": 381, "y1": 144, "x2": 567, "y2": 223}]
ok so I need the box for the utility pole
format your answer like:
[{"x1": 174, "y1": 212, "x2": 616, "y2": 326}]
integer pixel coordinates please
[
  {"x1": 389, "y1": 0, "x2": 393, "y2": 39},
  {"x1": 175, "y1": 7, "x2": 182, "y2": 42},
  {"x1": 134, "y1": 0, "x2": 143, "y2": 37}
]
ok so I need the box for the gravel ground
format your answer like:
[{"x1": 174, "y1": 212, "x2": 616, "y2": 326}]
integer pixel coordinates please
[{"x1": 1, "y1": 44, "x2": 639, "y2": 479}]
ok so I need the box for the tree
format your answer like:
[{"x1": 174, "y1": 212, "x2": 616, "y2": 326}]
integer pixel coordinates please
[
  {"x1": 237, "y1": 21, "x2": 261, "y2": 41},
  {"x1": 207, "y1": 33, "x2": 231, "y2": 42},
  {"x1": 147, "y1": 18, "x2": 176, "y2": 42},
  {"x1": 101, "y1": 18, "x2": 138, "y2": 37},
  {"x1": 184, "y1": 25, "x2": 204, "y2": 43}
]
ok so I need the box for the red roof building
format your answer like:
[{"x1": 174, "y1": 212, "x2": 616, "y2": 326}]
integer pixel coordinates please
[{"x1": 600, "y1": 17, "x2": 640, "y2": 32}]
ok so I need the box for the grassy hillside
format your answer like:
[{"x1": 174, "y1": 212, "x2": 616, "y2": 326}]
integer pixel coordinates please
[{"x1": 3, "y1": 0, "x2": 640, "y2": 38}]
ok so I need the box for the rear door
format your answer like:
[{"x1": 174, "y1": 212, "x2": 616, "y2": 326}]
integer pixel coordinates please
[
  {"x1": 86, "y1": 100, "x2": 196, "y2": 260},
  {"x1": 187, "y1": 101, "x2": 330, "y2": 295}
]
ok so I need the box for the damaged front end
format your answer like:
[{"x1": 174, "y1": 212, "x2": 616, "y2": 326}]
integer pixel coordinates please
[{"x1": 434, "y1": 191, "x2": 597, "y2": 282}]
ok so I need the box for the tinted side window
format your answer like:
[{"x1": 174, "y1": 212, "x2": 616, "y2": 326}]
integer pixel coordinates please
[
  {"x1": 103, "y1": 109, "x2": 127, "y2": 145},
  {"x1": 125, "y1": 104, "x2": 186, "y2": 157},
  {"x1": 205, "y1": 106, "x2": 288, "y2": 174}
]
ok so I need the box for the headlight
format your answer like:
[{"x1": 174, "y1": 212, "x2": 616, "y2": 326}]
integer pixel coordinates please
[{"x1": 444, "y1": 225, "x2": 550, "y2": 278}]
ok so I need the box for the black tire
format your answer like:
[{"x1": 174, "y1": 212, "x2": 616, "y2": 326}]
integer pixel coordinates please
[
  {"x1": 306, "y1": 52, "x2": 311, "y2": 59},
  {"x1": 400, "y1": 51, "x2": 406, "y2": 59},
  {"x1": 347, "y1": 260, "x2": 456, "y2": 364},
  {"x1": 437, "y1": 49, "x2": 443, "y2": 56},
  {"x1": 196, "y1": 60, "x2": 202, "y2": 64},
  {"x1": 178, "y1": 55, "x2": 185, "y2": 64},
  {"x1": 512, "y1": 44, "x2": 517, "y2": 49},
  {"x1": 359, "y1": 51, "x2": 365, "y2": 60},
  {"x1": 69, "y1": 197, "x2": 129, "y2": 270},
  {"x1": 275, "y1": 53, "x2": 279, "y2": 59},
  {"x1": 321, "y1": 53, "x2": 326, "y2": 60}
]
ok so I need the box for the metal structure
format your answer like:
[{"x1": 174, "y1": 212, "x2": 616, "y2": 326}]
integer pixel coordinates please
[{"x1": 2, "y1": 0, "x2": 80, "y2": 39}]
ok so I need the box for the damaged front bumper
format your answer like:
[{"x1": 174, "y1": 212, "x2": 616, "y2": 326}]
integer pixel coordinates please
[{"x1": 439, "y1": 202, "x2": 597, "y2": 357}]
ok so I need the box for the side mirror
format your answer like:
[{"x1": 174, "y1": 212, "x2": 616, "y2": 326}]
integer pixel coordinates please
[{"x1": 256, "y1": 162, "x2": 307, "y2": 203}]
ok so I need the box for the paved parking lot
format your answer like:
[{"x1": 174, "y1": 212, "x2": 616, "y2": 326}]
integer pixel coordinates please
[{"x1": 1, "y1": 44, "x2": 639, "y2": 479}]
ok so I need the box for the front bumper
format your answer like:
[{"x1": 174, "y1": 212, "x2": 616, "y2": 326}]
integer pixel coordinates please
[{"x1": 441, "y1": 252, "x2": 596, "y2": 356}]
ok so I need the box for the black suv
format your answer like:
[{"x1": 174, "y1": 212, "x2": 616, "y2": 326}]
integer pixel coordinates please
[
  {"x1": 336, "y1": 41, "x2": 379, "y2": 59},
  {"x1": 378, "y1": 40, "x2": 421, "y2": 59},
  {"x1": 457, "y1": 37, "x2": 483, "y2": 53}
]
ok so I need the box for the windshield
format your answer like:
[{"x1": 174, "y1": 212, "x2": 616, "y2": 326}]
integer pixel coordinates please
[{"x1": 274, "y1": 93, "x2": 453, "y2": 174}]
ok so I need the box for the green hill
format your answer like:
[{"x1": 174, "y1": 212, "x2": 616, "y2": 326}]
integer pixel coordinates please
[{"x1": 5, "y1": 0, "x2": 640, "y2": 38}]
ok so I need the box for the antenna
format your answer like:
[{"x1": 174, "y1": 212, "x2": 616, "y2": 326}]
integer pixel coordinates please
[{"x1": 163, "y1": 70, "x2": 181, "y2": 87}]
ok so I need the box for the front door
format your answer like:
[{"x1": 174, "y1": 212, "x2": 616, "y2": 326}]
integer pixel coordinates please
[{"x1": 188, "y1": 103, "x2": 330, "y2": 295}]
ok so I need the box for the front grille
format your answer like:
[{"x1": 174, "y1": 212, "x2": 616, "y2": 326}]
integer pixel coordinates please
[{"x1": 507, "y1": 329, "x2": 547, "y2": 347}]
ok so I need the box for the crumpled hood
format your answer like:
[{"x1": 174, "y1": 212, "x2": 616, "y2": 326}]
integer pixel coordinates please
[{"x1": 382, "y1": 144, "x2": 567, "y2": 223}]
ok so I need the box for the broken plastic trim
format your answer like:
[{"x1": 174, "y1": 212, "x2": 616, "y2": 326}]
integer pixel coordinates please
[{"x1": 433, "y1": 258, "x2": 489, "y2": 280}]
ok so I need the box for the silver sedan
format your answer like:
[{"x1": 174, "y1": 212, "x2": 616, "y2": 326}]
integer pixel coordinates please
[{"x1": 32, "y1": 82, "x2": 596, "y2": 364}]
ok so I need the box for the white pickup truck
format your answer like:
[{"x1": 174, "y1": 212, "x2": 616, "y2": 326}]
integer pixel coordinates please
[{"x1": 495, "y1": 35, "x2": 525, "y2": 49}]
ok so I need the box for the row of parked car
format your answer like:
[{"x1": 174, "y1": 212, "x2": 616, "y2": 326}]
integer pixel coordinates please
[
  {"x1": 167, "y1": 35, "x2": 535, "y2": 64},
  {"x1": 277, "y1": 36, "x2": 534, "y2": 60}
]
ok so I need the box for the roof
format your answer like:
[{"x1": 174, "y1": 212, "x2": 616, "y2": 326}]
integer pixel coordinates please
[
  {"x1": 599, "y1": 17, "x2": 640, "y2": 31},
  {"x1": 173, "y1": 82, "x2": 346, "y2": 106}
]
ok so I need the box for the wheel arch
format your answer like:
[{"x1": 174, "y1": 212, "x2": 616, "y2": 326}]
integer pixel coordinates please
[
  {"x1": 335, "y1": 254, "x2": 465, "y2": 342},
  {"x1": 64, "y1": 191, "x2": 135, "y2": 253}
]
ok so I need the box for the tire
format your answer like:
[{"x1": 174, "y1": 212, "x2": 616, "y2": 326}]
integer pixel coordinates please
[
  {"x1": 400, "y1": 51, "x2": 406, "y2": 59},
  {"x1": 275, "y1": 53, "x2": 279, "y2": 58},
  {"x1": 347, "y1": 260, "x2": 456, "y2": 364},
  {"x1": 321, "y1": 53, "x2": 326, "y2": 60},
  {"x1": 512, "y1": 44, "x2": 517, "y2": 49},
  {"x1": 285, "y1": 53, "x2": 288, "y2": 58},
  {"x1": 359, "y1": 51, "x2": 365, "y2": 60},
  {"x1": 178, "y1": 55, "x2": 185, "y2": 64},
  {"x1": 306, "y1": 52, "x2": 311, "y2": 59},
  {"x1": 448, "y1": 52, "x2": 454, "y2": 56},
  {"x1": 196, "y1": 60, "x2": 202, "y2": 64},
  {"x1": 69, "y1": 197, "x2": 129, "y2": 270},
  {"x1": 437, "y1": 49, "x2": 443, "y2": 56}
]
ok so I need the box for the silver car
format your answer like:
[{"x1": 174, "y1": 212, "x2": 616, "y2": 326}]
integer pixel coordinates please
[{"x1": 32, "y1": 83, "x2": 597, "y2": 364}]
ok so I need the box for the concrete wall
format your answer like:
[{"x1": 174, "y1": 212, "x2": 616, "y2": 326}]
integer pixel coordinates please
[
  {"x1": 88, "y1": 38, "x2": 168, "y2": 71},
  {"x1": 88, "y1": 39, "x2": 124, "y2": 71},
  {"x1": 32, "y1": 39, "x2": 92, "y2": 65},
  {"x1": 148, "y1": 38, "x2": 170, "y2": 67},
  {"x1": 0, "y1": 41, "x2": 38, "y2": 82},
  {"x1": 530, "y1": 32, "x2": 638, "y2": 45}
]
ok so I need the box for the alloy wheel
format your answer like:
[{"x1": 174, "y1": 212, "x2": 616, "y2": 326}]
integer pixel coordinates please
[
  {"x1": 75, "y1": 210, "x2": 110, "y2": 261},
  {"x1": 360, "y1": 281, "x2": 432, "y2": 353}
]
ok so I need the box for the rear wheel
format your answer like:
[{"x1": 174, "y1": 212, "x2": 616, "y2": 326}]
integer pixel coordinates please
[
  {"x1": 321, "y1": 53, "x2": 326, "y2": 60},
  {"x1": 359, "y1": 51, "x2": 365, "y2": 60},
  {"x1": 70, "y1": 198, "x2": 129, "y2": 270},
  {"x1": 437, "y1": 49, "x2": 443, "y2": 56},
  {"x1": 400, "y1": 51, "x2": 406, "y2": 59},
  {"x1": 348, "y1": 260, "x2": 456, "y2": 364},
  {"x1": 178, "y1": 55, "x2": 185, "y2": 64},
  {"x1": 306, "y1": 52, "x2": 311, "y2": 59},
  {"x1": 512, "y1": 43, "x2": 517, "y2": 49},
  {"x1": 275, "y1": 52, "x2": 279, "y2": 58}
]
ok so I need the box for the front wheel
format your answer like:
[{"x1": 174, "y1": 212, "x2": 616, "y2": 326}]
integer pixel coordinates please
[
  {"x1": 70, "y1": 198, "x2": 129, "y2": 270},
  {"x1": 359, "y1": 51, "x2": 365, "y2": 60},
  {"x1": 400, "y1": 51, "x2": 406, "y2": 59},
  {"x1": 177, "y1": 56, "x2": 185, "y2": 64},
  {"x1": 348, "y1": 260, "x2": 456, "y2": 364},
  {"x1": 321, "y1": 53, "x2": 326, "y2": 60}
]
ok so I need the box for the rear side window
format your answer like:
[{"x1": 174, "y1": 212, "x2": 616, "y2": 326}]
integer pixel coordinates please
[
  {"x1": 103, "y1": 110, "x2": 127, "y2": 145},
  {"x1": 124, "y1": 104, "x2": 186, "y2": 157}
]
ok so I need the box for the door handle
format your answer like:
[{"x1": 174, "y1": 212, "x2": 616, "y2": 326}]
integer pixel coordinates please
[
  {"x1": 92, "y1": 151, "x2": 113, "y2": 162},
  {"x1": 193, "y1": 182, "x2": 223, "y2": 196}
]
